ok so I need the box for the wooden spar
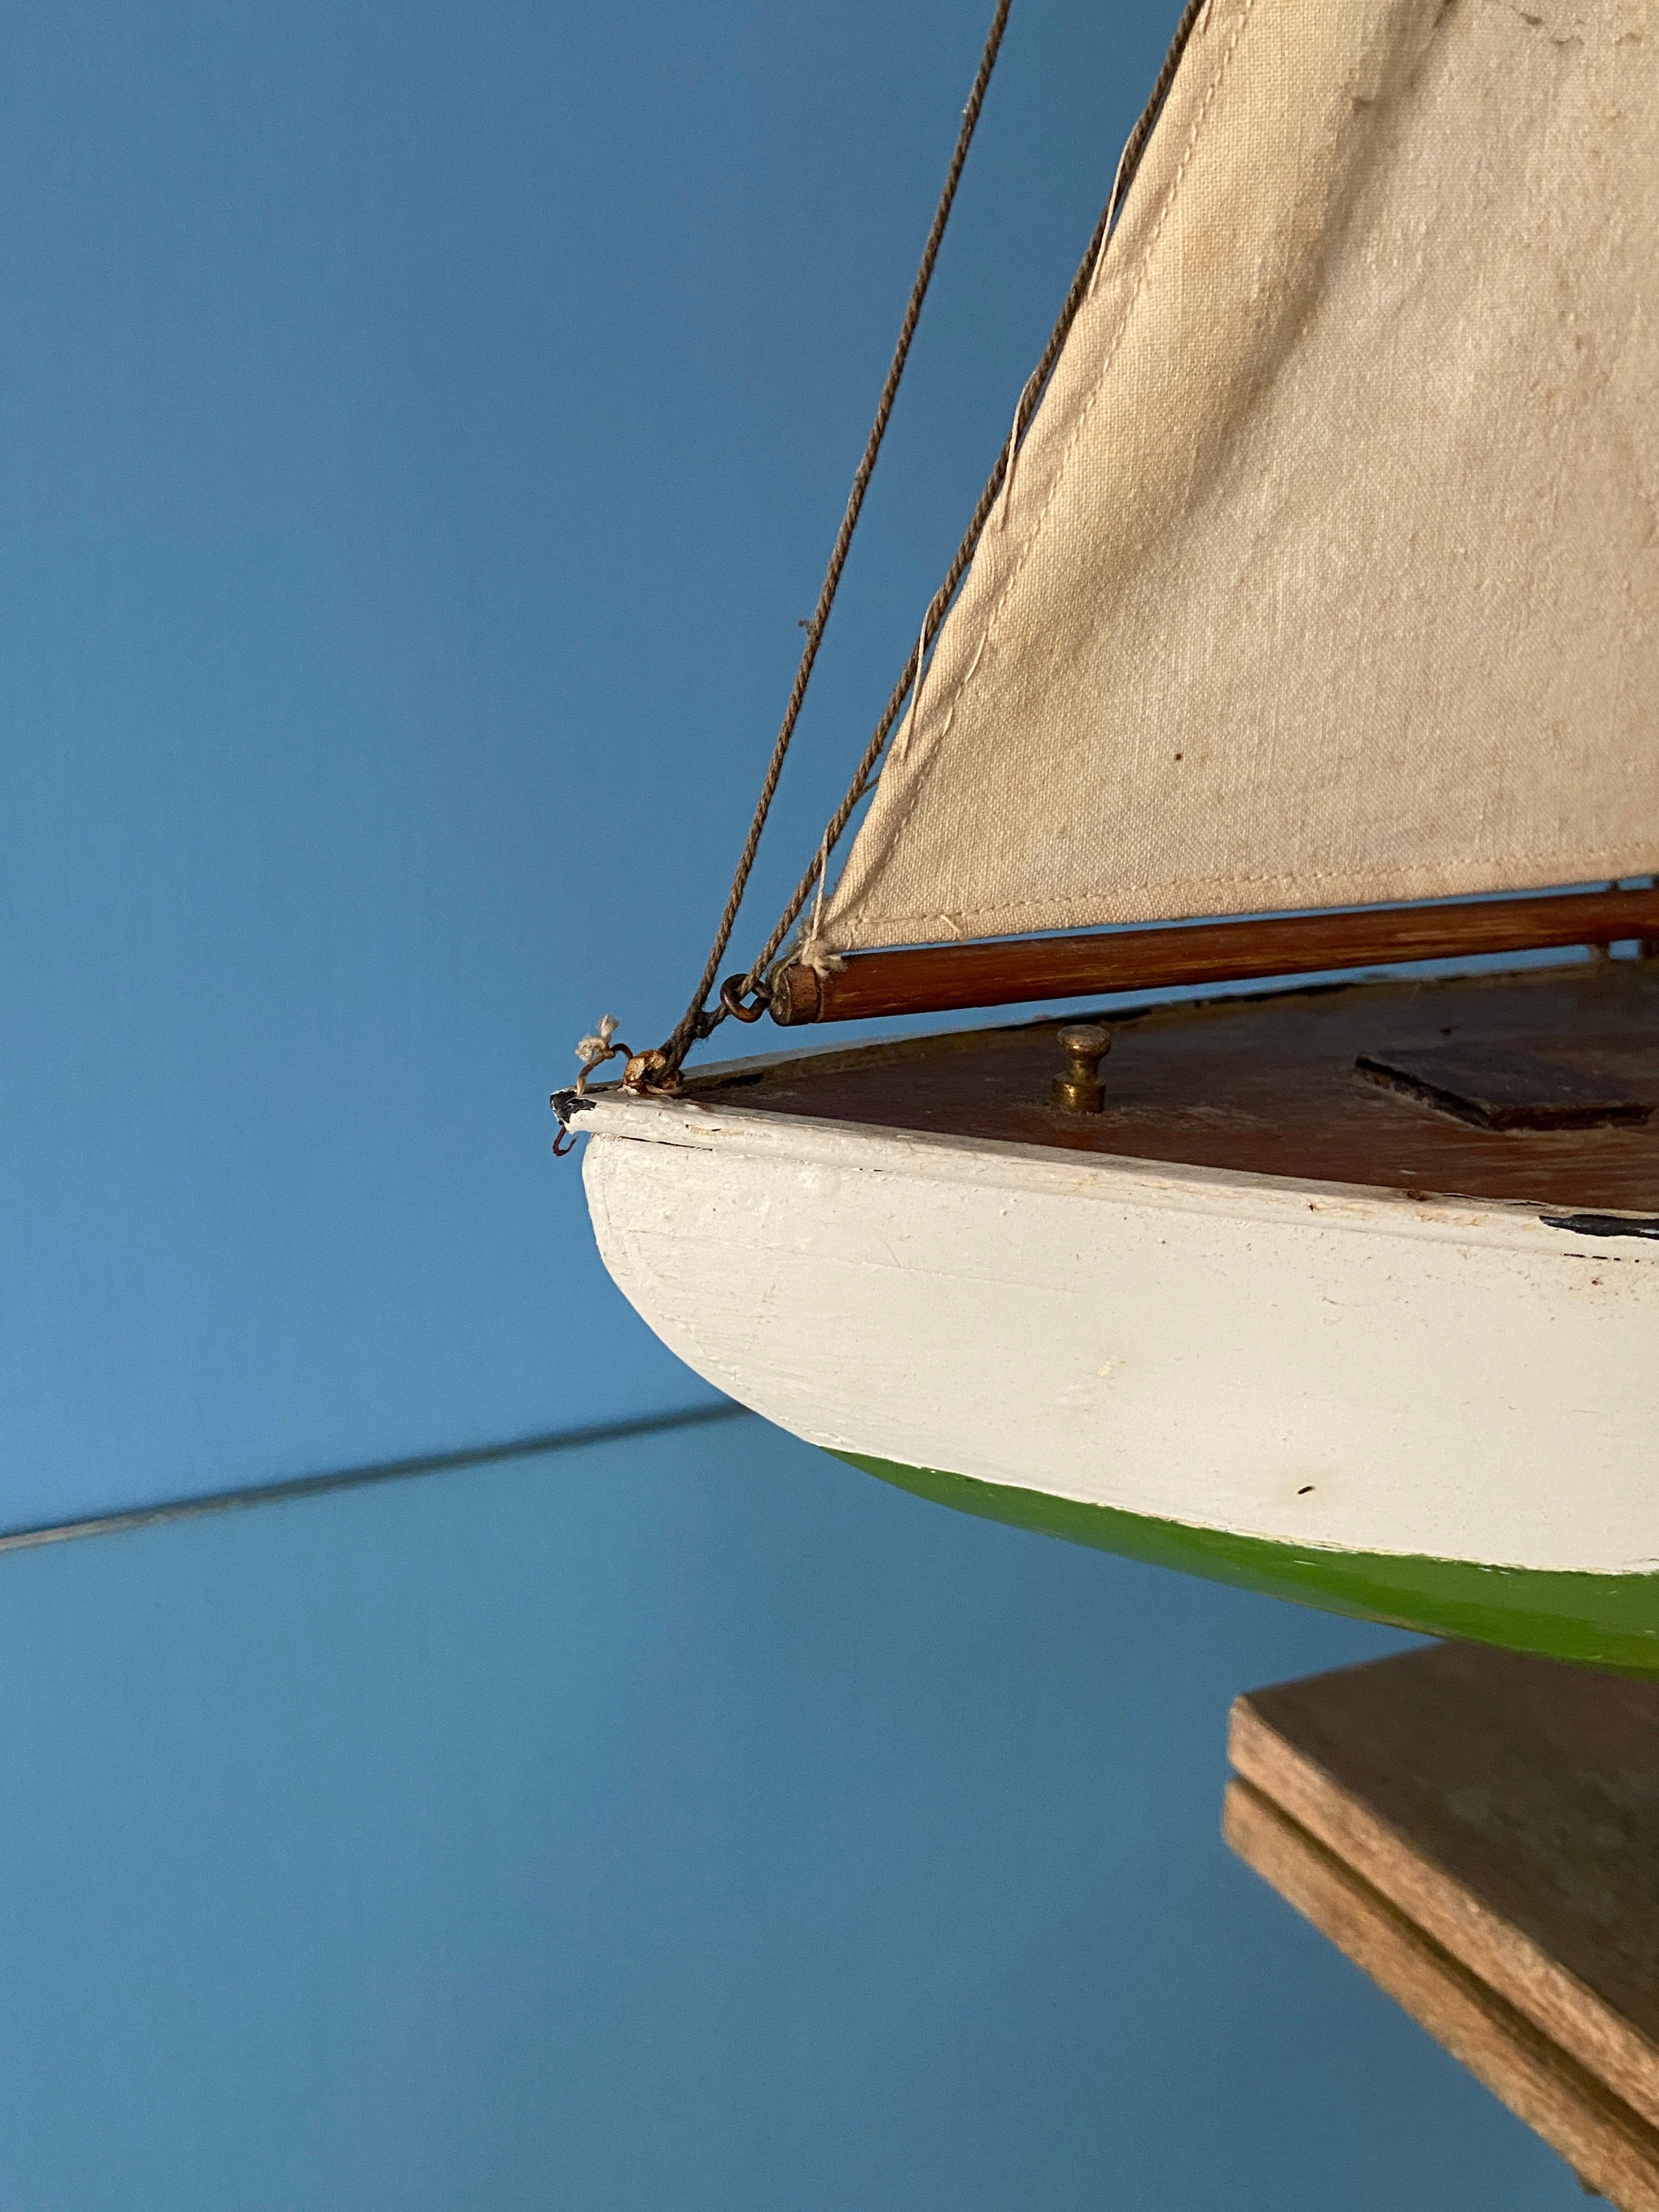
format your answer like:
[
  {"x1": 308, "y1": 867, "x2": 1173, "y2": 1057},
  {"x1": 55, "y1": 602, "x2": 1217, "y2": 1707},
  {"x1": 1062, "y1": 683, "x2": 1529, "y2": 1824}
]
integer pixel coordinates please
[{"x1": 767, "y1": 885, "x2": 1659, "y2": 1025}]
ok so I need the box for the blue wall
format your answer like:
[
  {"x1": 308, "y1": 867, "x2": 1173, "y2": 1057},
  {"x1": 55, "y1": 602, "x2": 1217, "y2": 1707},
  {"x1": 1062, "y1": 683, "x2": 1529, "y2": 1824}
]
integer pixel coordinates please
[
  {"x1": 0, "y1": 11, "x2": 1598, "y2": 2203},
  {"x1": 2, "y1": 0, "x2": 1201, "y2": 1524},
  {"x1": 0, "y1": 1420, "x2": 1588, "y2": 2209}
]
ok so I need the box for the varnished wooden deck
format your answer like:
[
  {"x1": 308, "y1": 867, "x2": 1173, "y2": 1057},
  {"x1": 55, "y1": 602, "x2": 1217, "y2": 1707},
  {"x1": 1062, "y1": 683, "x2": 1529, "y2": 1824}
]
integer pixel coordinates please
[{"x1": 686, "y1": 958, "x2": 1659, "y2": 1213}]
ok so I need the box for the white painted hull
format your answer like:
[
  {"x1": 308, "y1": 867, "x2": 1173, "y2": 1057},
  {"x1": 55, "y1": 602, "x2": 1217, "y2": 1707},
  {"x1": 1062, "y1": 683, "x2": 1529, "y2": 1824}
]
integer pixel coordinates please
[{"x1": 579, "y1": 1088, "x2": 1659, "y2": 1578}]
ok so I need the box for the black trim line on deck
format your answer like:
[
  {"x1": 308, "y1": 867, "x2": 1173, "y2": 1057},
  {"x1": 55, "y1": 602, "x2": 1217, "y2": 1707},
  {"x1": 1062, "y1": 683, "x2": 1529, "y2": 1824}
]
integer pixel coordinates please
[
  {"x1": 0, "y1": 1400, "x2": 754, "y2": 1559},
  {"x1": 1541, "y1": 1212, "x2": 1659, "y2": 1242}
]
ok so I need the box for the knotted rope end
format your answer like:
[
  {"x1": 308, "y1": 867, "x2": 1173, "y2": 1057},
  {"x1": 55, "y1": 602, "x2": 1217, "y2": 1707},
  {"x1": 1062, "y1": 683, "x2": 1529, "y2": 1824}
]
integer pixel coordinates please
[
  {"x1": 623, "y1": 1047, "x2": 681, "y2": 1096},
  {"x1": 792, "y1": 938, "x2": 847, "y2": 978},
  {"x1": 573, "y1": 1013, "x2": 634, "y2": 1095}
]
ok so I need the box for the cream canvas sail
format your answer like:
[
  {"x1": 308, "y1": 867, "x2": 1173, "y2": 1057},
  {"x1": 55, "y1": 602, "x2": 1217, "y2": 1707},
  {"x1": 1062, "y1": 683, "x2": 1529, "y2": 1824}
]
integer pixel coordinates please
[{"x1": 810, "y1": 0, "x2": 1659, "y2": 961}]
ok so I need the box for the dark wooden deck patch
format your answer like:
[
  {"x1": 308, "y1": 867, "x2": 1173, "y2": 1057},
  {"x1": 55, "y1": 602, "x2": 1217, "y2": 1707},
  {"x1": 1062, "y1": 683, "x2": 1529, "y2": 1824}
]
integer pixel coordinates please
[{"x1": 1357, "y1": 1040, "x2": 1655, "y2": 1131}]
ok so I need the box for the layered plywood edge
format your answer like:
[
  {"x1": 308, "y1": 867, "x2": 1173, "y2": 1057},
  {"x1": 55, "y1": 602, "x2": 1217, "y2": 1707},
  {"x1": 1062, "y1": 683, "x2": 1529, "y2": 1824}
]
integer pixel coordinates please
[{"x1": 1225, "y1": 1643, "x2": 1659, "y2": 2208}]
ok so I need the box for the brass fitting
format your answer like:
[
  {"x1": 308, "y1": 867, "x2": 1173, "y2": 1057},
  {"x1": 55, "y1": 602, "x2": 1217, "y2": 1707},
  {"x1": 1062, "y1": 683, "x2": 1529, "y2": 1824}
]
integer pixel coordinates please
[{"x1": 1051, "y1": 1023, "x2": 1111, "y2": 1114}]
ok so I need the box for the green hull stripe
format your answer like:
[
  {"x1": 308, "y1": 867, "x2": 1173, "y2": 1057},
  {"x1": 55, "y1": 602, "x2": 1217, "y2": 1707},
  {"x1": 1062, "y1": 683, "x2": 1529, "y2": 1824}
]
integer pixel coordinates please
[{"x1": 832, "y1": 1451, "x2": 1659, "y2": 1675}]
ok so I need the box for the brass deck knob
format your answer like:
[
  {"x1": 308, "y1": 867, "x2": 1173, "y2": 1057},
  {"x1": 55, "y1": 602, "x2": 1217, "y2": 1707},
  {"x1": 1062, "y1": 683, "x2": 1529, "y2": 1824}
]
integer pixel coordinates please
[{"x1": 1052, "y1": 1023, "x2": 1111, "y2": 1113}]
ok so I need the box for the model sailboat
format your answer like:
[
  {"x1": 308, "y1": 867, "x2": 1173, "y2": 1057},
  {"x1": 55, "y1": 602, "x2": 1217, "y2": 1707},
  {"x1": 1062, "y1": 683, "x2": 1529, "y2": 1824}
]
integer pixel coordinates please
[{"x1": 559, "y1": 0, "x2": 1659, "y2": 1670}]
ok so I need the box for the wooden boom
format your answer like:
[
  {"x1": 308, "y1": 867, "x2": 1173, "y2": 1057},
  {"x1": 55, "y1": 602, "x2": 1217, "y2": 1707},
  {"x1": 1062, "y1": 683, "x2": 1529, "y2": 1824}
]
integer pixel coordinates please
[{"x1": 766, "y1": 885, "x2": 1659, "y2": 1025}]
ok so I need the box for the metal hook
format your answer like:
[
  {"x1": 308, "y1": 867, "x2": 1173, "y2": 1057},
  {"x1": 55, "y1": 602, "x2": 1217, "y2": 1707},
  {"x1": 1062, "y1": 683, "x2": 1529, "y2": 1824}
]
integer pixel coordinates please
[
  {"x1": 550, "y1": 1087, "x2": 590, "y2": 1158},
  {"x1": 719, "y1": 975, "x2": 769, "y2": 1024}
]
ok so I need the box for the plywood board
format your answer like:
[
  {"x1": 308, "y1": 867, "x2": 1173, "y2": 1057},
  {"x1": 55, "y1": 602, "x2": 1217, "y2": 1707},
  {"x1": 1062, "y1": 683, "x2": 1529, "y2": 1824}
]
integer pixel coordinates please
[
  {"x1": 1224, "y1": 1776, "x2": 1659, "y2": 2211},
  {"x1": 1229, "y1": 1644, "x2": 1659, "y2": 2120},
  {"x1": 1228, "y1": 1641, "x2": 1659, "y2": 2200}
]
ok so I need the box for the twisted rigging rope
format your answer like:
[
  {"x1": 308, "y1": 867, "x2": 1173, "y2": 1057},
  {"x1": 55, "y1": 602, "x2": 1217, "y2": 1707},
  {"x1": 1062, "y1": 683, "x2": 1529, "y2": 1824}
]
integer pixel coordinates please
[
  {"x1": 635, "y1": 0, "x2": 1012, "y2": 1085},
  {"x1": 632, "y1": 0, "x2": 1207, "y2": 1090},
  {"x1": 725, "y1": 0, "x2": 1208, "y2": 1012}
]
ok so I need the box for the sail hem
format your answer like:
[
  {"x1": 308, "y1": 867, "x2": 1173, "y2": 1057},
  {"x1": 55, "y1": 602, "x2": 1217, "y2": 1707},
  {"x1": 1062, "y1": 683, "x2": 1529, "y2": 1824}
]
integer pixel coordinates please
[{"x1": 823, "y1": 842, "x2": 1659, "y2": 958}]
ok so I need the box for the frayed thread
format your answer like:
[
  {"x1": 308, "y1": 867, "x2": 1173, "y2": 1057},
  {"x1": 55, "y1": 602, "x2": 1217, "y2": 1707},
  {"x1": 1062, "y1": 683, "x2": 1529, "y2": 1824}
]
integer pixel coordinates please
[{"x1": 573, "y1": 1013, "x2": 633, "y2": 1093}]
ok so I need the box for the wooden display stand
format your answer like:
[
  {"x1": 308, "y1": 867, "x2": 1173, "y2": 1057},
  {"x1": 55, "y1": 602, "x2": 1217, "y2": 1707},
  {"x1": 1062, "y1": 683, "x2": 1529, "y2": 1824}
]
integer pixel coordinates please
[{"x1": 1224, "y1": 1642, "x2": 1659, "y2": 2210}]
